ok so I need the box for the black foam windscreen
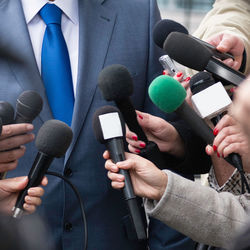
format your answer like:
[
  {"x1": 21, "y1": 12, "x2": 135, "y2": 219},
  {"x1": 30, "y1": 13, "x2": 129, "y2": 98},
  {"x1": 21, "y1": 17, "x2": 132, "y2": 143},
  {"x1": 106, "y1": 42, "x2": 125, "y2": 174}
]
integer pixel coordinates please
[
  {"x1": 92, "y1": 105, "x2": 125, "y2": 144},
  {"x1": 190, "y1": 72, "x2": 215, "y2": 95},
  {"x1": 98, "y1": 64, "x2": 133, "y2": 101},
  {"x1": 153, "y1": 19, "x2": 188, "y2": 49},
  {"x1": 0, "y1": 101, "x2": 15, "y2": 125},
  {"x1": 16, "y1": 91, "x2": 43, "y2": 122},
  {"x1": 35, "y1": 120, "x2": 73, "y2": 157},
  {"x1": 163, "y1": 32, "x2": 213, "y2": 71}
]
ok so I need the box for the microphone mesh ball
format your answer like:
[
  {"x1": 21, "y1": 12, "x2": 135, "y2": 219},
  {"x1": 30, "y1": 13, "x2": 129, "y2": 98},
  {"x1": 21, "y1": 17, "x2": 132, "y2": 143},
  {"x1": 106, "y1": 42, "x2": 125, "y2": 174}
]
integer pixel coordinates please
[
  {"x1": 148, "y1": 75, "x2": 186, "y2": 113},
  {"x1": 98, "y1": 64, "x2": 133, "y2": 101},
  {"x1": 35, "y1": 120, "x2": 73, "y2": 157}
]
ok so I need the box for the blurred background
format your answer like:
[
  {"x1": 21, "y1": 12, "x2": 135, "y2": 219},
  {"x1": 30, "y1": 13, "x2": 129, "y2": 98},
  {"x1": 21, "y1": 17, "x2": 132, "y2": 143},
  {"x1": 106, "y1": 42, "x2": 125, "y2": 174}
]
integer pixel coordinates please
[{"x1": 157, "y1": 0, "x2": 214, "y2": 33}]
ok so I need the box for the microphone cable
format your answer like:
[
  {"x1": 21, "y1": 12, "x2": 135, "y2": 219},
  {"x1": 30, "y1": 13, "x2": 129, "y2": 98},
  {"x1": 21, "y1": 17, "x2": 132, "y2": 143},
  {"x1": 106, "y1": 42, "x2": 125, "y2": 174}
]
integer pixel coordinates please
[{"x1": 46, "y1": 171, "x2": 88, "y2": 250}]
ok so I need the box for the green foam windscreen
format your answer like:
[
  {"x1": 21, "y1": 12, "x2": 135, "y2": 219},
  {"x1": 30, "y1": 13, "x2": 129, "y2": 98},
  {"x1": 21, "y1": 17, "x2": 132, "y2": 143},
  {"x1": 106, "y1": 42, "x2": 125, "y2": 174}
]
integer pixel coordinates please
[{"x1": 148, "y1": 75, "x2": 187, "y2": 113}]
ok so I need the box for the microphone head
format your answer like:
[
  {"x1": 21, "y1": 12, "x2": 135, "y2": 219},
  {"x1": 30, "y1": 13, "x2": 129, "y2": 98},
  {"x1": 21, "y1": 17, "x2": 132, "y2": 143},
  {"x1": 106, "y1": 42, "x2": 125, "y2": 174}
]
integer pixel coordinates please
[
  {"x1": 190, "y1": 72, "x2": 215, "y2": 95},
  {"x1": 92, "y1": 105, "x2": 125, "y2": 144},
  {"x1": 98, "y1": 64, "x2": 133, "y2": 101},
  {"x1": 153, "y1": 19, "x2": 188, "y2": 48},
  {"x1": 16, "y1": 91, "x2": 43, "y2": 123},
  {"x1": 35, "y1": 120, "x2": 73, "y2": 158},
  {"x1": 148, "y1": 75, "x2": 186, "y2": 113},
  {"x1": 0, "y1": 101, "x2": 15, "y2": 125},
  {"x1": 163, "y1": 32, "x2": 213, "y2": 71}
]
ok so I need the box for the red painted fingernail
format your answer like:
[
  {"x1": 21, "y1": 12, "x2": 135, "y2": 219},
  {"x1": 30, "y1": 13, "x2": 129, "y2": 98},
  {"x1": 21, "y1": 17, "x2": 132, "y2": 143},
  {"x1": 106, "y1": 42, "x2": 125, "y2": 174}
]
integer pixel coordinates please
[
  {"x1": 135, "y1": 149, "x2": 140, "y2": 153},
  {"x1": 132, "y1": 136, "x2": 138, "y2": 141},
  {"x1": 163, "y1": 70, "x2": 166, "y2": 75},
  {"x1": 213, "y1": 128, "x2": 219, "y2": 136},
  {"x1": 138, "y1": 114, "x2": 143, "y2": 120},
  {"x1": 213, "y1": 145, "x2": 217, "y2": 152},
  {"x1": 230, "y1": 87, "x2": 236, "y2": 93},
  {"x1": 217, "y1": 152, "x2": 220, "y2": 158},
  {"x1": 176, "y1": 72, "x2": 183, "y2": 77},
  {"x1": 222, "y1": 153, "x2": 224, "y2": 158},
  {"x1": 185, "y1": 77, "x2": 191, "y2": 82},
  {"x1": 139, "y1": 143, "x2": 146, "y2": 148}
]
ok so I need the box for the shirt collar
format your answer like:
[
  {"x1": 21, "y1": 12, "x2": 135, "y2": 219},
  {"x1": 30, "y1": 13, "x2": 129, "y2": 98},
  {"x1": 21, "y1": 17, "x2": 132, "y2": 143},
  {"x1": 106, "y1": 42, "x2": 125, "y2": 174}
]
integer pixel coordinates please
[{"x1": 21, "y1": 0, "x2": 79, "y2": 25}]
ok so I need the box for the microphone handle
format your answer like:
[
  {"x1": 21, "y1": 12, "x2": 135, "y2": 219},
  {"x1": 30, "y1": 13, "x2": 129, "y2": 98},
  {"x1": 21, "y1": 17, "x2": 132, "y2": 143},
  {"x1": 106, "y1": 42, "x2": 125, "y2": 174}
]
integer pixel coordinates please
[
  {"x1": 106, "y1": 138, "x2": 147, "y2": 240},
  {"x1": 13, "y1": 152, "x2": 53, "y2": 218},
  {"x1": 115, "y1": 98, "x2": 149, "y2": 143},
  {"x1": 15, "y1": 114, "x2": 33, "y2": 124}
]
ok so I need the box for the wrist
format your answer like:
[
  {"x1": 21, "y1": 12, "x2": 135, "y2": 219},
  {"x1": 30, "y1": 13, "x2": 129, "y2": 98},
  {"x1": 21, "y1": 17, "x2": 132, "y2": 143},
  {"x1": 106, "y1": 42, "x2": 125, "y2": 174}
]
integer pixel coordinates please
[{"x1": 155, "y1": 171, "x2": 168, "y2": 201}]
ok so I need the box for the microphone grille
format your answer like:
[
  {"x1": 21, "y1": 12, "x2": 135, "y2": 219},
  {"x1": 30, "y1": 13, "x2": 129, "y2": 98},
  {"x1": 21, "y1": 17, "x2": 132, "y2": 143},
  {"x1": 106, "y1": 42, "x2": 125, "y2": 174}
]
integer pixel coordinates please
[
  {"x1": 98, "y1": 64, "x2": 133, "y2": 101},
  {"x1": 35, "y1": 120, "x2": 73, "y2": 157}
]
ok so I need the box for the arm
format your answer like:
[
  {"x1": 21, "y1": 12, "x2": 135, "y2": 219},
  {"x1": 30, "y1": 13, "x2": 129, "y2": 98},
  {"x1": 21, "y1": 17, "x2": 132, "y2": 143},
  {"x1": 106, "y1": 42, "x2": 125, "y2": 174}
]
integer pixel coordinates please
[
  {"x1": 193, "y1": 0, "x2": 250, "y2": 74},
  {"x1": 104, "y1": 151, "x2": 249, "y2": 248}
]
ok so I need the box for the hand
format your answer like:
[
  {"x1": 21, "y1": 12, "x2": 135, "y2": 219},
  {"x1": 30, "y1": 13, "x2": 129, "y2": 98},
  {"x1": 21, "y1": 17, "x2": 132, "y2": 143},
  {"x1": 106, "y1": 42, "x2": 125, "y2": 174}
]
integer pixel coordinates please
[
  {"x1": 0, "y1": 124, "x2": 34, "y2": 173},
  {"x1": 230, "y1": 76, "x2": 250, "y2": 138},
  {"x1": 206, "y1": 114, "x2": 250, "y2": 172},
  {"x1": 126, "y1": 111, "x2": 185, "y2": 157},
  {"x1": 207, "y1": 33, "x2": 245, "y2": 70},
  {"x1": 103, "y1": 151, "x2": 167, "y2": 201},
  {"x1": 0, "y1": 176, "x2": 48, "y2": 214}
]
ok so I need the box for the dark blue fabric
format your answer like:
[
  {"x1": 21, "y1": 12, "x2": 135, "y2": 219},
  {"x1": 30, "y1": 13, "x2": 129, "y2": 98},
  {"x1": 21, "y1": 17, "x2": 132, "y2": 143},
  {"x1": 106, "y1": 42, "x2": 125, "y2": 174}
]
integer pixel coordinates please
[{"x1": 40, "y1": 4, "x2": 74, "y2": 126}]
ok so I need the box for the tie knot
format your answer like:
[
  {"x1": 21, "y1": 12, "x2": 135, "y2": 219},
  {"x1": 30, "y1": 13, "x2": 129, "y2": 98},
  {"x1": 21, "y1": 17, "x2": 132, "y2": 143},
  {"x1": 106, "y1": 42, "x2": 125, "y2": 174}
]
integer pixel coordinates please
[{"x1": 39, "y1": 4, "x2": 62, "y2": 25}]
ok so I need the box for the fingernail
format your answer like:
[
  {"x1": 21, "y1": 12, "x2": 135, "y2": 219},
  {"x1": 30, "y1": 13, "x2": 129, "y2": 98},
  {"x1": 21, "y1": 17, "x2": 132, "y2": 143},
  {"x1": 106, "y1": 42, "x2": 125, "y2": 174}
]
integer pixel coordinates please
[
  {"x1": 213, "y1": 145, "x2": 217, "y2": 152},
  {"x1": 139, "y1": 143, "x2": 146, "y2": 148},
  {"x1": 162, "y1": 70, "x2": 166, "y2": 75},
  {"x1": 230, "y1": 87, "x2": 236, "y2": 93},
  {"x1": 138, "y1": 114, "x2": 143, "y2": 120},
  {"x1": 132, "y1": 136, "x2": 138, "y2": 141},
  {"x1": 185, "y1": 77, "x2": 191, "y2": 82},
  {"x1": 135, "y1": 149, "x2": 140, "y2": 153},
  {"x1": 28, "y1": 189, "x2": 35, "y2": 195},
  {"x1": 217, "y1": 152, "x2": 220, "y2": 158},
  {"x1": 26, "y1": 124, "x2": 34, "y2": 130},
  {"x1": 213, "y1": 128, "x2": 219, "y2": 136},
  {"x1": 26, "y1": 196, "x2": 31, "y2": 202},
  {"x1": 176, "y1": 72, "x2": 183, "y2": 77},
  {"x1": 222, "y1": 153, "x2": 224, "y2": 158}
]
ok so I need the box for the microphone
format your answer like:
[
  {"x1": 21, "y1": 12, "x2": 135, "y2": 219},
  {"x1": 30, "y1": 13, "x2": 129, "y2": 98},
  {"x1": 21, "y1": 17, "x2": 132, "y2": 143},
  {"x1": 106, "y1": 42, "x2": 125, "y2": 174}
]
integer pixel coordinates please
[
  {"x1": 92, "y1": 105, "x2": 147, "y2": 241},
  {"x1": 98, "y1": 64, "x2": 166, "y2": 170},
  {"x1": 12, "y1": 119, "x2": 73, "y2": 219},
  {"x1": 189, "y1": 72, "x2": 232, "y2": 120},
  {"x1": 148, "y1": 75, "x2": 244, "y2": 173},
  {"x1": 163, "y1": 32, "x2": 245, "y2": 86},
  {"x1": 153, "y1": 19, "x2": 234, "y2": 61},
  {"x1": 15, "y1": 90, "x2": 43, "y2": 123}
]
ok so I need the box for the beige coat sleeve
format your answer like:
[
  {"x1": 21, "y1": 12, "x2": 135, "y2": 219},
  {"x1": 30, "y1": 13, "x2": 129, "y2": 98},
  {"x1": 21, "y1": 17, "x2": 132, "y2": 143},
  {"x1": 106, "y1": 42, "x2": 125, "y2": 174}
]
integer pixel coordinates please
[
  {"x1": 145, "y1": 170, "x2": 250, "y2": 248},
  {"x1": 193, "y1": 0, "x2": 250, "y2": 75}
]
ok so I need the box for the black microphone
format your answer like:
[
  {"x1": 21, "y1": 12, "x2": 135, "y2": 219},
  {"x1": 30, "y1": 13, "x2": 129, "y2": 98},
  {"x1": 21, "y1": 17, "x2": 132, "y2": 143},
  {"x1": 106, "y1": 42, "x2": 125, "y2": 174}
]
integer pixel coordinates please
[
  {"x1": 148, "y1": 75, "x2": 244, "y2": 173},
  {"x1": 15, "y1": 90, "x2": 43, "y2": 123},
  {"x1": 98, "y1": 64, "x2": 167, "y2": 170},
  {"x1": 153, "y1": 19, "x2": 234, "y2": 61},
  {"x1": 92, "y1": 105, "x2": 147, "y2": 241},
  {"x1": 163, "y1": 32, "x2": 246, "y2": 86},
  {"x1": 12, "y1": 119, "x2": 73, "y2": 219}
]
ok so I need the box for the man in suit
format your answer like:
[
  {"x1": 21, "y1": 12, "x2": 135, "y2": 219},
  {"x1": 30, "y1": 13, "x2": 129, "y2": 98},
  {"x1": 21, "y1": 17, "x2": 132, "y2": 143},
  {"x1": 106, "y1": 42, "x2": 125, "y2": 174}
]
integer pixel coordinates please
[{"x1": 0, "y1": 0, "x2": 210, "y2": 249}]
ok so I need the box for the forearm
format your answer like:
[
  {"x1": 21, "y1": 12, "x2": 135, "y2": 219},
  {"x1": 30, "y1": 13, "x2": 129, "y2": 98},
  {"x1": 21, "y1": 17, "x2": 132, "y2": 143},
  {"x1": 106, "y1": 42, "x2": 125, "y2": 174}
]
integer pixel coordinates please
[{"x1": 145, "y1": 170, "x2": 249, "y2": 248}]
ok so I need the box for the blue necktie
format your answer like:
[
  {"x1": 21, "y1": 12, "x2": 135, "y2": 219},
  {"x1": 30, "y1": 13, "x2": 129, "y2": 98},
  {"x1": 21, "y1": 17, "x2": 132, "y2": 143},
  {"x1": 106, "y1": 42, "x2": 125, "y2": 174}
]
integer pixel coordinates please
[{"x1": 40, "y1": 4, "x2": 74, "y2": 126}]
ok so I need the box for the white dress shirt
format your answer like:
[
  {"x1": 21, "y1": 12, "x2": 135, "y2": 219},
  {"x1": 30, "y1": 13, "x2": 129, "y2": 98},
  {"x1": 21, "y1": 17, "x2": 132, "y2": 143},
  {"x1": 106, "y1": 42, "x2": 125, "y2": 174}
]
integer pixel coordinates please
[{"x1": 21, "y1": 0, "x2": 79, "y2": 96}]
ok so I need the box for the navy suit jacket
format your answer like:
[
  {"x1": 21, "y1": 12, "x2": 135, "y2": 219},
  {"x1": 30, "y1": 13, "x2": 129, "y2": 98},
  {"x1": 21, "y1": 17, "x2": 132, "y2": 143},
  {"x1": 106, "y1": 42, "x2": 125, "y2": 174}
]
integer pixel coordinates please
[{"x1": 0, "y1": 0, "x2": 209, "y2": 249}]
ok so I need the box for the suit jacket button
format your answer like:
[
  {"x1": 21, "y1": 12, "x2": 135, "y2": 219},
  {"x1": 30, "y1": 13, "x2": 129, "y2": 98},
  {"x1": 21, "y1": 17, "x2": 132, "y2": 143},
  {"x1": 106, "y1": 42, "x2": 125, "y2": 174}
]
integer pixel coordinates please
[
  {"x1": 64, "y1": 222, "x2": 73, "y2": 232},
  {"x1": 64, "y1": 168, "x2": 73, "y2": 177}
]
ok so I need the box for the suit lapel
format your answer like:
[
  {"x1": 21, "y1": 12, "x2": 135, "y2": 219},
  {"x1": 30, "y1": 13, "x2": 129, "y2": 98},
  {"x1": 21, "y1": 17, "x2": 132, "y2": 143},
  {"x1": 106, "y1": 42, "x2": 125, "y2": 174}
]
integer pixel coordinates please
[
  {"x1": 65, "y1": 0, "x2": 117, "y2": 163},
  {"x1": 0, "y1": 0, "x2": 52, "y2": 123}
]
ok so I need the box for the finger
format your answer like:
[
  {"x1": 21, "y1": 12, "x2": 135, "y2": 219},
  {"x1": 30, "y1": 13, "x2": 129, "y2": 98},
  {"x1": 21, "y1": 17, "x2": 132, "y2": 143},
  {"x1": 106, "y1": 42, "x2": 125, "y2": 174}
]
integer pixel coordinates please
[
  {"x1": 0, "y1": 160, "x2": 18, "y2": 173},
  {"x1": 128, "y1": 144, "x2": 141, "y2": 154},
  {"x1": 25, "y1": 196, "x2": 42, "y2": 206},
  {"x1": 0, "y1": 176, "x2": 28, "y2": 193},
  {"x1": 126, "y1": 137, "x2": 146, "y2": 150},
  {"x1": 126, "y1": 130, "x2": 138, "y2": 142},
  {"x1": 205, "y1": 145, "x2": 215, "y2": 156},
  {"x1": 173, "y1": 72, "x2": 184, "y2": 82},
  {"x1": 23, "y1": 203, "x2": 36, "y2": 214},
  {"x1": 41, "y1": 176, "x2": 48, "y2": 186},
  {"x1": 213, "y1": 114, "x2": 237, "y2": 134},
  {"x1": 222, "y1": 58, "x2": 234, "y2": 68},
  {"x1": 103, "y1": 150, "x2": 110, "y2": 160},
  {"x1": 27, "y1": 187, "x2": 45, "y2": 197},
  {"x1": 0, "y1": 124, "x2": 34, "y2": 140},
  {"x1": 105, "y1": 160, "x2": 119, "y2": 172},
  {"x1": 111, "y1": 181, "x2": 125, "y2": 189},
  {"x1": 0, "y1": 133, "x2": 34, "y2": 151},
  {"x1": 222, "y1": 142, "x2": 246, "y2": 158},
  {"x1": 107, "y1": 171, "x2": 125, "y2": 182},
  {"x1": 0, "y1": 145, "x2": 26, "y2": 164}
]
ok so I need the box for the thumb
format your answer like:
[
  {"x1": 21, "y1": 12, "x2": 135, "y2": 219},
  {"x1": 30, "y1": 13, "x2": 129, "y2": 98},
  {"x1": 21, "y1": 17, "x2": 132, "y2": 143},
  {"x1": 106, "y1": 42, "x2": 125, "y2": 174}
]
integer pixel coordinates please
[
  {"x1": 0, "y1": 176, "x2": 28, "y2": 193},
  {"x1": 216, "y1": 34, "x2": 234, "y2": 53}
]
